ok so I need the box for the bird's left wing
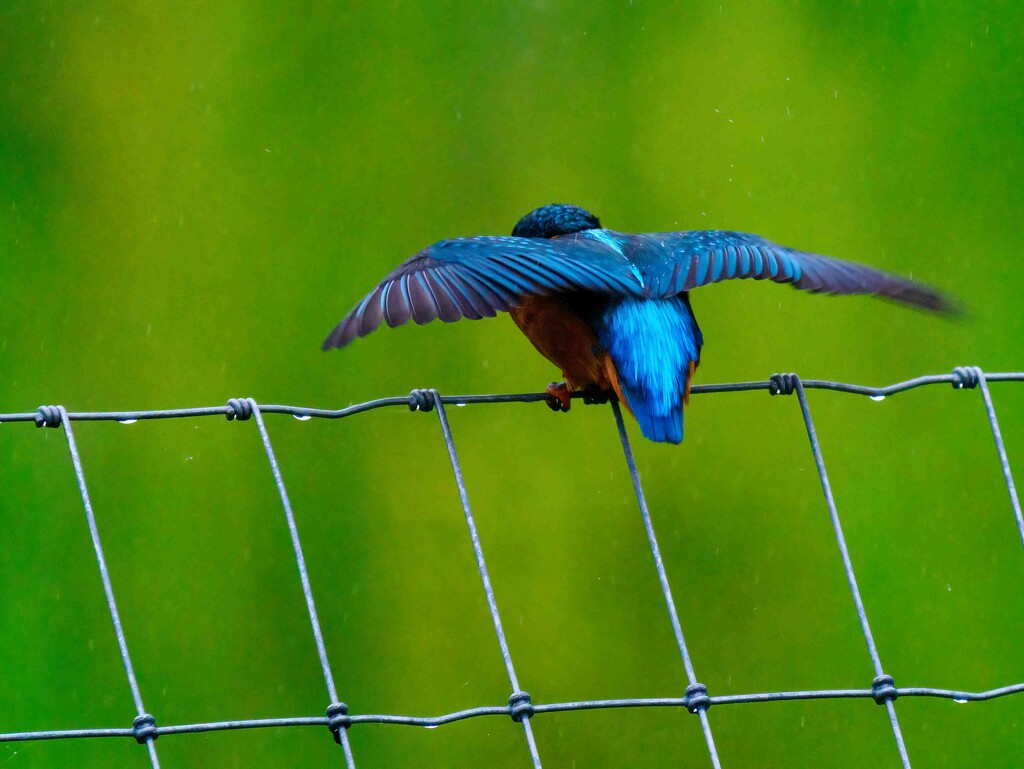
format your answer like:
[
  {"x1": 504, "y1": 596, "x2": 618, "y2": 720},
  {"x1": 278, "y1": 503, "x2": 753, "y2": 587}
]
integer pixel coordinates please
[
  {"x1": 323, "y1": 235, "x2": 643, "y2": 349},
  {"x1": 637, "y1": 230, "x2": 953, "y2": 313}
]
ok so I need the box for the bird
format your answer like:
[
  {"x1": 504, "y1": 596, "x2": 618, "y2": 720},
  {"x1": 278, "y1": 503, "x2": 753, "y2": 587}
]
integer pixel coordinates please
[{"x1": 323, "y1": 204, "x2": 953, "y2": 444}]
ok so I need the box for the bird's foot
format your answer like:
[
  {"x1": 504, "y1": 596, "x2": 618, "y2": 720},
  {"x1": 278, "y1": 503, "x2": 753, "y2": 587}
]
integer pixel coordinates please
[
  {"x1": 581, "y1": 386, "x2": 613, "y2": 405},
  {"x1": 545, "y1": 381, "x2": 573, "y2": 412}
]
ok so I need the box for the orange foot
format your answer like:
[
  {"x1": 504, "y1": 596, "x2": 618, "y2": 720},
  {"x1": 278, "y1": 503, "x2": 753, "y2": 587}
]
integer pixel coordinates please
[{"x1": 545, "y1": 381, "x2": 573, "y2": 412}]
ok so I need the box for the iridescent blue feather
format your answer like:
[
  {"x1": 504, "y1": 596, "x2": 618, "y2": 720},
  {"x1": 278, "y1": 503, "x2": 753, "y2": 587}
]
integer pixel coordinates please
[{"x1": 595, "y1": 297, "x2": 702, "y2": 444}]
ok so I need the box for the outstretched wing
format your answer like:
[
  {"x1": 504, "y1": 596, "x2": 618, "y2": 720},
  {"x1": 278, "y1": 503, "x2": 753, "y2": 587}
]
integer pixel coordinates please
[
  {"x1": 637, "y1": 230, "x2": 953, "y2": 312},
  {"x1": 323, "y1": 235, "x2": 643, "y2": 349}
]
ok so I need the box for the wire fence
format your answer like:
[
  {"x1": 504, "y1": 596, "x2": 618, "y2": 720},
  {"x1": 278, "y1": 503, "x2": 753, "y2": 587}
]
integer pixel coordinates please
[{"x1": 1, "y1": 365, "x2": 1022, "y2": 768}]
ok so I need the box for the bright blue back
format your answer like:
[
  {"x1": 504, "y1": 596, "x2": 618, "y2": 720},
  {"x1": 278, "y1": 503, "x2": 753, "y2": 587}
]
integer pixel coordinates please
[{"x1": 594, "y1": 297, "x2": 702, "y2": 444}]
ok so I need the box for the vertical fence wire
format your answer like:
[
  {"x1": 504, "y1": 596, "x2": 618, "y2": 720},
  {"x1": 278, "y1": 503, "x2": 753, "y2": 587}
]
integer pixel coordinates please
[
  {"x1": 786, "y1": 378, "x2": 911, "y2": 768},
  {"x1": 243, "y1": 399, "x2": 357, "y2": 768},
  {"x1": 963, "y1": 368, "x2": 1024, "y2": 549},
  {"x1": 610, "y1": 400, "x2": 722, "y2": 769},
  {"x1": 54, "y1": 406, "x2": 161, "y2": 768},
  {"x1": 427, "y1": 390, "x2": 544, "y2": 769}
]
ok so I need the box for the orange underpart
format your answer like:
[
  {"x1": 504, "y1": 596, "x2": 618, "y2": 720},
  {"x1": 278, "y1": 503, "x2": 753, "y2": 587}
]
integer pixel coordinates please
[
  {"x1": 683, "y1": 359, "x2": 696, "y2": 405},
  {"x1": 510, "y1": 296, "x2": 635, "y2": 414},
  {"x1": 600, "y1": 351, "x2": 631, "y2": 415},
  {"x1": 510, "y1": 296, "x2": 611, "y2": 391}
]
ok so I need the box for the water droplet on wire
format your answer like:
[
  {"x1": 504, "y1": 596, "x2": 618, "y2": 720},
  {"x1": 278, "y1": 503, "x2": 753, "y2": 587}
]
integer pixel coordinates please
[
  {"x1": 292, "y1": 414, "x2": 312, "y2": 421},
  {"x1": 118, "y1": 418, "x2": 138, "y2": 425},
  {"x1": 870, "y1": 395, "x2": 886, "y2": 402}
]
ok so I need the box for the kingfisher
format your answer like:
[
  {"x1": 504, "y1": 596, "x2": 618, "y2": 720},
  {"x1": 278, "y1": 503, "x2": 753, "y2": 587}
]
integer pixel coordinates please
[{"x1": 323, "y1": 204, "x2": 952, "y2": 444}]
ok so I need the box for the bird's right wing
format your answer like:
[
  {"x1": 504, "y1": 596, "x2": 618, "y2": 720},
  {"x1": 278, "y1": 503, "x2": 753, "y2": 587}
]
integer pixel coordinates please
[
  {"x1": 323, "y1": 235, "x2": 644, "y2": 349},
  {"x1": 640, "y1": 230, "x2": 954, "y2": 313}
]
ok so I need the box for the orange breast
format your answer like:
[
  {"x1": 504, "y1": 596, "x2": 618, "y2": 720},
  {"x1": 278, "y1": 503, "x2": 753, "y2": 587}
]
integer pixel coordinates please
[{"x1": 509, "y1": 296, "x2": 625, "y2": 405}]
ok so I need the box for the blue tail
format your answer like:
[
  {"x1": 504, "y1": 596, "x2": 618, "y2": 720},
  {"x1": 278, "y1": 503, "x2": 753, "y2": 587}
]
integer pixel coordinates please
[
  {"x1": 595, "y1": 297, "x2": 702, "y2": 445},
  {"x1": 624, "y1": 384, "x2": 685, "y2": 443}
]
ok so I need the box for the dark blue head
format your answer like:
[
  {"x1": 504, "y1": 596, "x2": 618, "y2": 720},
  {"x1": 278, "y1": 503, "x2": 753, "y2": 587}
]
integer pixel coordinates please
[{"x1": 512, "y1": 204, "x2": 601, "y2": 239}]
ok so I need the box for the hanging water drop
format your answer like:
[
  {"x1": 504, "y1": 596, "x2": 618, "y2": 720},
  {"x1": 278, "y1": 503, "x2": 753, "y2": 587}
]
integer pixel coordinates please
[
  {"x1": 292, "y1": 414, "x2": 312, "y2": 421},
  {"x1": 870, "y1": 395, "x2": 886, "y2": 402},
  {"x1": 118, "y1": 418, "x2": 138, "y2": 425}
]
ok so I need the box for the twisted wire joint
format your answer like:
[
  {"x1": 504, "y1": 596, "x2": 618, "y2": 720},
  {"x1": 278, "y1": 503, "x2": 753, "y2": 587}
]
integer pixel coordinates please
[
  {"x1": 769, "y1": 373, "x2": 799, "y2": 396},
  {"x1": 952, "y1": 366, "x2": 982, "y2": 389},
  {"x1": 225, "y1": 398, "x2": 253, "y2": 421},
  {"x1": 408, "y1": 388, "x2": 436, "y2": 412},
  {"x1": 326, "y1": 702, "x2": 350, "y2": 743},
  {"x1": 871, "y1": 674, "x2": 898, "y2": 705},
  {"x1": 131, "y1": 713, "x2": 158, "y2": 744},
  {"x1": 683, "y1": 682, "x2": 712, "y2": 714},
  {"x1": 34, "y1": 405, "x2": 62, "y2": 428},
  {"x1": 508, "y1": 691, "x2": 534, "y2": 722}
]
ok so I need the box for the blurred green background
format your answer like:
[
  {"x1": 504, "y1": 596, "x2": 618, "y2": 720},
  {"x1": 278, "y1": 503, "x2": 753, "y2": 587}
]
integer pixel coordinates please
[{"x1": 2, "y1": 1, "x2": 1023, "y2": 767}]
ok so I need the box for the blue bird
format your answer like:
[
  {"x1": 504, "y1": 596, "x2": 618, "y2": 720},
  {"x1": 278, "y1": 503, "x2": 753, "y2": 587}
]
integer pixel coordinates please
[{"x1": 324, "y1": 204, "x2": 952, "y2": 443}]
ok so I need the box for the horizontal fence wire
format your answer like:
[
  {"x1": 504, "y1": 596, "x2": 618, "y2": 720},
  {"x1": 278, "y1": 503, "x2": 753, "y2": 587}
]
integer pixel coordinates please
[{"x1": 1, "y1": 366, "x2": 1021, "y2": 769}]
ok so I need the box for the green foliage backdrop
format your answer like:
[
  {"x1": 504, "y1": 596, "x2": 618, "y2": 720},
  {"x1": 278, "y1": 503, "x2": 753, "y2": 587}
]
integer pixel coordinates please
[{"x1": 1, "y1": 2, "x2": 1022, "y2": 767}]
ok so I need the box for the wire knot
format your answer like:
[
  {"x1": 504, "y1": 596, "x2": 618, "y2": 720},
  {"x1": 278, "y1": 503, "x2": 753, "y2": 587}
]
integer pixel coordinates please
[
  {"x1": 769, "y1": 373, "x2": 799, "y2": 396},
  {"x1": 952, "y1": 366, "x2": 982, "y2": 390},
  {"x1": 225, "y1": 398, "x2": 253, "y2": 421},
  {"x1": 34, "y1": 405, "x2": 63, "y2": 428},
  {"x1": 508, "y1": 691, "x2": 534, "y2": 722},
  {"x1": 871, "y1": 674, "x2": 898, "y2": 705},
  {"x1": 326, "y1": 702, "x2": 350, "y2": 742},
  {"x1": 408, "y1": 388, "x2": 436, "y2": 412},
  {"x1": 131, "y1": 713, "x2": 158, "y2": 744},
  {"x1": 683, "y1": 682, "x2": 711, "y2": 713}
]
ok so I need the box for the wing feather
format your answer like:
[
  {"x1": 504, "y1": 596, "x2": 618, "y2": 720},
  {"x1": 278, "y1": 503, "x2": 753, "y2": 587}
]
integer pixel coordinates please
[
  {"x1": 422, "y1": 272, "x2": 463, "y2": 323},
  {"x1": 409, "y1": 273, "x2": 438, "y2": 324},
  {"x1": 323, "y1": 234, "x2": 641, "y2": 349},
  {"x1": 436, "y1": 266, "x2": 488, "y2": 320},
  {"x1": 639, "y1": 230, "x2": 953, "y2": 312}
]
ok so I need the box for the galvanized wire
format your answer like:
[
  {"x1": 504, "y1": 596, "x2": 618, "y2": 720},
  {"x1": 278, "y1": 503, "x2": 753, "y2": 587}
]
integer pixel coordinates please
[
  {"x1": 241, "y1": 398, "x2": 357, "y2": 767},
  {"x1": 54, "y1": 406, "x2": 161, "y2": 768},
  {"x1": 4, "y1": 367, "x2": 1022, "y2": 769},
  {"x1": 430, "y1": 391, "x2": 543, "y2": 768},
  {"x1": 611, "y1": 399, "x2": 722, "y2": 768},
  {"x1": 787, "y1": 376, "x2": 909, "y2": 765}
]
